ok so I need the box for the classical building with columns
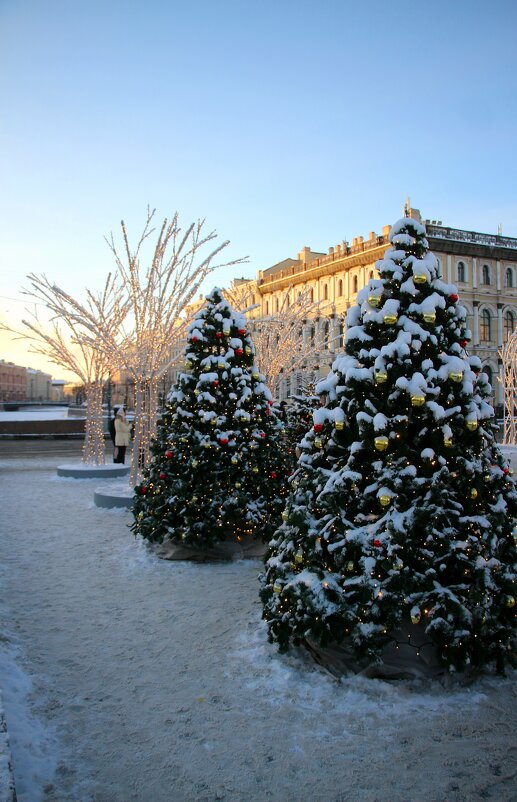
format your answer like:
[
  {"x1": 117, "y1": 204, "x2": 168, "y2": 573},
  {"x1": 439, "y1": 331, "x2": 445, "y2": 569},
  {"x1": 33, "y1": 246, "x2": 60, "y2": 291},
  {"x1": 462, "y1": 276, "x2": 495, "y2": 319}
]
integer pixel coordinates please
[{"x1": 237, "y1": 207, "x2": 517, "y2": 405}]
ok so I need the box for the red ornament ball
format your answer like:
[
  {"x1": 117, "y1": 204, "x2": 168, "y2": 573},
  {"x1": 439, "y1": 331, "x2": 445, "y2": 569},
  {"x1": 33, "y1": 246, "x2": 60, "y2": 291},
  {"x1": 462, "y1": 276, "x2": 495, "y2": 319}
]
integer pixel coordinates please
[
  {"x1": 238, "y1": 328, "x2": 246, "y2": 335},
  {"x1": 165, "y1": 450, "x2": 173, "y2": 459},
  {"x1": 313, "y1": 423, "x2": 324, "y2": 433},
  {"x1": 216, "y1": 332, "x2": 222, "y2": 339},
  {"x1": 270, "y1": 471, "x2": 277, "y2": 479},
  {"x1": 373, "y1": 539, "x2": 381, "y2": 547},
  {"x1": 220, "y1": 437, "x2": 229, "y2": 445},
  {"x1": 450, "y1": 294, "x2": 459, "y2": 303},
  {"x1": 235, "y1": 348, "x2": 243, "y2": 356},
  {"x1": 191, "y1": 336, "x2": 199, "y2": 343},
  {"x1": 503, "y1": 468, "x2": 510, "y2": 475},
  {"x1": 259, "y1": 432, "x2": 266, "y2": 439},
  {"x1": 140, "y1": 485, "x2": 149, "y2": 495},
  {"x1": 159, "y1": 472, "x2": 166, "y2": 480},
  {"x1": 460, "y1": 339, "x2": 468, "y2": 348},
  {"x1": 212, "y1": 380, "x2": 219, "y2": 387}
]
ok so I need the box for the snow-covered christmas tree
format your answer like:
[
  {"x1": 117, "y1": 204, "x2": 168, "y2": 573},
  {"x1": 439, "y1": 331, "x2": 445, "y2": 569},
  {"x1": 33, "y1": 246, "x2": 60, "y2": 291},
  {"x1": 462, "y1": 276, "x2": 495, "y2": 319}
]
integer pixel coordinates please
[
  {"x1": 260, "y1": 217, "x2": 517, "y2": 674},
  {"x1": 132, "y1": 288, "x2": 289, "y2": 549},
  {"x1": 284, "y1": 383, "x2": 320, "y2": 459}
]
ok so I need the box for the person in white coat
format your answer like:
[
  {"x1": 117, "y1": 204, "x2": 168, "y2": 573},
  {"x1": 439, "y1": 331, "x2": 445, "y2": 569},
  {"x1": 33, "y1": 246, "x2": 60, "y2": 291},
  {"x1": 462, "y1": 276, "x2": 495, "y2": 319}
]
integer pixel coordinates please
[{"x1": 114, "y1": 408, "x2": 132, "y2": 464}]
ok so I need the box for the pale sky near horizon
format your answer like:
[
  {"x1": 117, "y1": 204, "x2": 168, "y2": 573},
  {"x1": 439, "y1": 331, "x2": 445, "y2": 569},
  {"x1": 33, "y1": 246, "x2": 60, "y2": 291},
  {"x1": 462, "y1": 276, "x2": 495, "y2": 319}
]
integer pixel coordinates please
[{"x1": 1, "y1": 0, "x2": 516, "y2": 380}]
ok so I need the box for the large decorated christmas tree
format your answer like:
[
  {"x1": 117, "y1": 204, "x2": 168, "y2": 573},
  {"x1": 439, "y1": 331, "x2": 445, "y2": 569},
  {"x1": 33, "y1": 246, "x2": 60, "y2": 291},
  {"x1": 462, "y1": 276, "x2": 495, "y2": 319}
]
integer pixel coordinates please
[
  {"x1": 260, "y1": 217, "x2": 517, "y2": 674},
  {"x1": 132, "y1": 288, "x2": 288, "y2": 548}
]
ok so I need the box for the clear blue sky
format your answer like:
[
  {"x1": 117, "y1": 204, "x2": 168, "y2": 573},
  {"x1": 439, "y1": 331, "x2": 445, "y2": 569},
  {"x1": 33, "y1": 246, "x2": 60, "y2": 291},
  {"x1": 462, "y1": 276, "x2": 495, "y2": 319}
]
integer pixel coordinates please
[{"x1": 1, "y1": 0, "x2": 516, "y2": 375}]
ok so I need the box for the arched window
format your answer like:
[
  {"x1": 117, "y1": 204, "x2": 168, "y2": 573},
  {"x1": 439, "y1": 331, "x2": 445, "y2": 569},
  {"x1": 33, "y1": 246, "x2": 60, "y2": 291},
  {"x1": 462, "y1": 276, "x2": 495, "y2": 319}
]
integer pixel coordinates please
[
  {"x1": 483, "y1": 365, "x2": 493, "y2": 386},
  {"x1": 506, "y1": 268, "x2": 514, "y2": 288},
  {"x1": 251, "y1": 294, "x2": 255, "y2": 304},
  {"x1": 369, "y1": 270, "x2": 374, "y2": 280},
  {"x1": 337, "y1": 320, "x2": 345, "y2": 349},
  {"x1": 353, "y1": 275, "x2": 358, "y2": 294},
  {"x1": 505, "y1": 310, "x2": 515, "y2": 340},
  {"x1": 265, "y1": 300, "x2": 269, "y2": 315},
  {"x1": 457, "y1": 261, "x2": 466, "y2": 282},
  {"x1": 480, "y1": 309, "x2": 491, "y2": 341},
  {"x1": 323, "y1": 284, "x2": 328, "y2": 301},
  {"x1": 337, "y1": 279, "x2": 343, "y2": 296},
  {"x1": 482, "y1": 264, "x2": 491, "y2": 285},
  {"x1": 275, "y1": 297, "x2": 279, "y2": 313},
  {"x1": 309, "y1": 288, "x2": 314, "y2": 302},
  {"x1": 323, "y1": 321, "x2": 330, "y2": 348}
]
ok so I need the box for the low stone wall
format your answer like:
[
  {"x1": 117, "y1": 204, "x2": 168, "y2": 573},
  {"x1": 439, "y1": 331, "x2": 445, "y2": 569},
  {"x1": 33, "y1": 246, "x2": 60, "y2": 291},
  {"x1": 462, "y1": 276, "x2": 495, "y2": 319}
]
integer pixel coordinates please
[{"x1": 0, "y1": 419, "x2": 85, "y2": 436}]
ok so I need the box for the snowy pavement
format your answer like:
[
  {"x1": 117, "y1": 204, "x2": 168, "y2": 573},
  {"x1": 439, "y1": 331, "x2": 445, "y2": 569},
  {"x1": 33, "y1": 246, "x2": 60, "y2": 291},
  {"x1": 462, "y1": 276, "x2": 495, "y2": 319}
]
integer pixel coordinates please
[{"x1": 1, "y1": 456, "x2": 516, "y2": 802}]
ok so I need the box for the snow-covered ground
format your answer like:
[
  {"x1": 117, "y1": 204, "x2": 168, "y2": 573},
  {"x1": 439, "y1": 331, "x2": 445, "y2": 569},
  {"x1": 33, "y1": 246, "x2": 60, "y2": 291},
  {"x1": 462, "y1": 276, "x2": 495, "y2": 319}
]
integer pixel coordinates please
[{"x1": 1, "y1": 456, "x2": 516, "y2": 802}]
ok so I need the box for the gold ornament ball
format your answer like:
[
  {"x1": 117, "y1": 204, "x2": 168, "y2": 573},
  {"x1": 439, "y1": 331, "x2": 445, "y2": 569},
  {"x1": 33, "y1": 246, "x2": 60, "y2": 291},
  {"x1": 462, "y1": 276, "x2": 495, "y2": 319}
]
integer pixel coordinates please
[
  {"x1": 245, "y1": 346, "x2": 252, "y2": 355},
  {"x1": 273, "y1": 582, "x2": 282, "y2": 594},
  {"x1": 383, "y1": 313, "x2": 398, "y2": 325},
  {"x1": 252, "y1": 372, "x2": 260, "y2": 379},
  {"x1": 223, "y1": 327, "x2": 230, "y2": 336},
  {"x1": 194, "y1": 388, "x2": 201, "y2": 395},
  {"x1": 449, "y1": 371, "x2": 463, "y2": 383},
  {"x1": 411, "y1": 611, "x2": 421, "y2": 624},
  {"x1": 346, "y1": 561, "x2": 354, "y2": 572},
  {"x1": 506, "y1": 595, "x2": 516, "y2": 608},
  {"x1": 192, "y1": 460, "x2": 198, "y2": 468},
  {"x1": 218, "y1": 361, "x2": 225, "y2": 369},
  {"x1": 444, "y1": 437, "x2": 453, "y2": 448},
  {"x1": 413, "y1": 273, "x2": 427, "y2": 285},
  {"x1": 281, "y1": 511, "x2": 289, "y2": 521},
  {"x1": 192, "y1": 496, "x2": 198, "y2": 502},
  {"x1": 295, "y1": 550, "x2": 303, "y2": 564},
  {"x1": 470, "y1": 488, "x2": 478, "y2": 499},
  {"x1": 466, "y1": 419, "x2": 478, "y2": 431},
  {"x1": 252, "y1": 466, "x2": 259, "y2": 473},
  {"x1": 204, "y1": 443, "x2": 211, "y2": 449},
  {"x1": 379, "y1": 494, "x2": 392, "y2": 507},
  {"x1": 235, "y1": 482, "x2": 242, "y2": 489},
  {"x1": 335, "y1": 420, "x2": 344, "y2": 430},
  {"x1": 374, "y1": 436, "x2": 389, "y2": 452},
  {"x1": 411, "y1": 394, "x2": 425, "y2": 407},
  {"x1": 314, "y1": 437, "x2": 323, "y2": 449},
  {"x1": 210, "y1": 418, "x2": 217, "y2": 426},
  {"x1": 368, "y1": 295, "x2": 381, "y2": 308},
  {"x1": 138, "y1": 512, "x2": 144, "y2": 520},
  {"x1": 184, "y1": 360, "x2": 192, "y2": 369},
  {"x1": 394, "y1": 560, "x2": 403, "y2": 571},
  {"x1": 423, "y1": 312, "x2": 436, "y2": 324},
  {"x1": 231, "y1": 457, "x2": 239, "y2": 465},
  {"x1": 375, "y1": 371, "x2": 388, "y2": 384}
]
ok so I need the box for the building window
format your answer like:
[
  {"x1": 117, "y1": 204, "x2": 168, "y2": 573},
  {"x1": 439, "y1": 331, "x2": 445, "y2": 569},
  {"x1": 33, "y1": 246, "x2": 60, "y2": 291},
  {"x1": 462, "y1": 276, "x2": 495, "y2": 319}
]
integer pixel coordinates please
[
  {"x1": 309, "y1": 288, "x2": 314, "y2": 302},
  {"x1": 457, "y1": 261, "x2": 466, "y2": 282},
  {"x1": 506, "y1": 267, "x2": 514, "y2": 288},
  {"x1": 480, "y1": 309, "x2": 491, "y2": 341},
  {"x1": 505, "y1": 310, "x2": 515, "y2": 341},
  {"x1": 369, "y1": 270, "x2": 374, "y2": 280},
  {"x1": 483, "y1": 365, "x2": 493, "y2": 386},
  {"x1": 265, "y1": 300, "x2": 269, "y2": 315},
  {"x1": 275, "y1": 297, "x2": 279, "y2": 313},
  {"x1": 323, "y1": 320, "x2": 330, "y2": 348},
  {"x1": 337, "y1": 279, "x2": 343, "y2": 296},
  {"x1": 337, "y1": 320, "x2": 345, "y2": 349},
  {"x1": 482, "y1": 264, "x2": 491, "y2": 285},
  {"x1": 323, "y1": 284, "x2": 328, "y2": 301},
  {"x1": 353, "y1": 275, "x2": 358, "y2": 294}
]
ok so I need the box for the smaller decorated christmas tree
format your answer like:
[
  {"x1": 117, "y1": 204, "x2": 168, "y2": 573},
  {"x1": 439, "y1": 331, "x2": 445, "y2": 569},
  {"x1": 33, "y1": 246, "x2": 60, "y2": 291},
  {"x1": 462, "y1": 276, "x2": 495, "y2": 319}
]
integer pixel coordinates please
[
  {"x1": 132, "y1": 288, "x2": 289, "y2": 548},
  {"x1": 284, "y1": 383, "x2": 321, "y2": 459}
]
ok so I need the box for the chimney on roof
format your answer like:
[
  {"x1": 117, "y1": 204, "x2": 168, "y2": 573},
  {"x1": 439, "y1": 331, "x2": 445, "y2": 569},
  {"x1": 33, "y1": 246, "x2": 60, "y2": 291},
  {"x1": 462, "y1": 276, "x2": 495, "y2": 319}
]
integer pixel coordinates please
[{"x1": 298, "y1": 246, "x2": 311, "y2": 261}]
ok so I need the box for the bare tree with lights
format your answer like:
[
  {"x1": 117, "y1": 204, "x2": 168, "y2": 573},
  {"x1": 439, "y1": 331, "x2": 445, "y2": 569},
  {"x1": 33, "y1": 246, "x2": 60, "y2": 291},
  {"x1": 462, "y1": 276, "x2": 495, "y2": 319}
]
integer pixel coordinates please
[
  {"x1": 75, "y1": 208, "x2": 246, "y2": 486},
  {"x1": 501, "y1": 328, "x2": 517, "y2": 445},
  {"x1": 244, "y1": 287, "x2": 326, "y2": 398},
  {"x1": 1, "y1": 273, "x2": 126, "y2": 464}
]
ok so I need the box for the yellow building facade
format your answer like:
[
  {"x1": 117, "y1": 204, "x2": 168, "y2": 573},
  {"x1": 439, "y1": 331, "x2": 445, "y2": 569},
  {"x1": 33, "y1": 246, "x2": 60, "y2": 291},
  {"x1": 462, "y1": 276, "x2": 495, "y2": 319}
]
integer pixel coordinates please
[{"x1": 240, "y1": 208, "x2": 517, "y2": 405}]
